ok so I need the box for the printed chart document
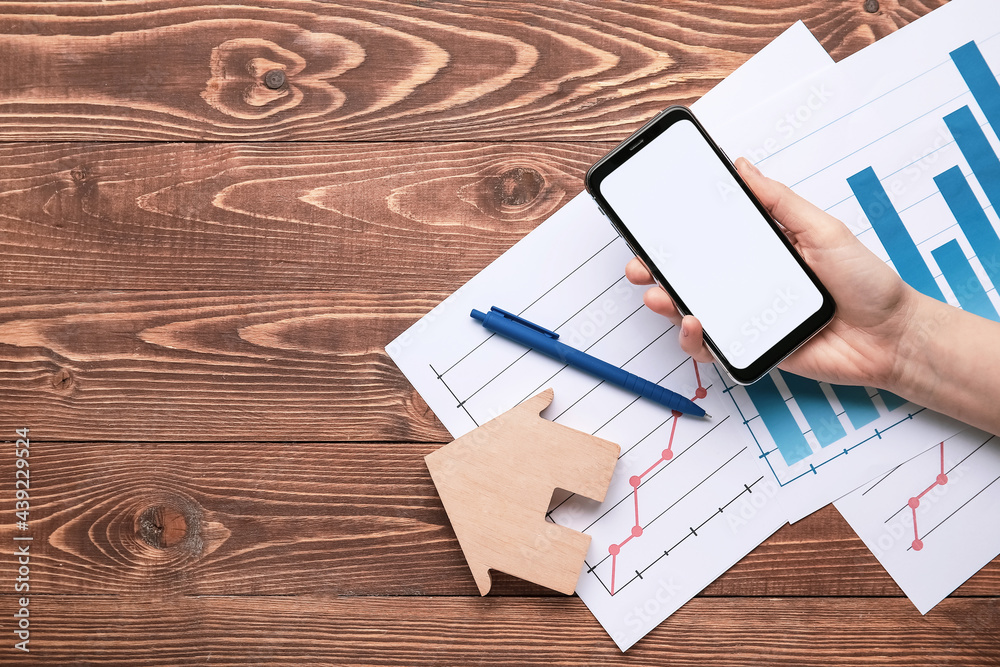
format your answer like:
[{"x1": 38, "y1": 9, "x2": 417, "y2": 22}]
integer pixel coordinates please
[
  {"x1": 388, "y1": 24, "x2": 831, "y2": 651},
  {"x1": 836, "y1": 431, "x2": 1000, "y2": 614},
  {"x1": 708, "y1": 0, "x2": 998, "y2": 523},
  {"x1": 806, "y1": 7, "x2": 1000, "y2": 604}
]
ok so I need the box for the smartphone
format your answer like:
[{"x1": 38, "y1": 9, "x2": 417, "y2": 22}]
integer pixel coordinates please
[{"x1": 585, "y1": 106, "x2": 835, "y2": 385}]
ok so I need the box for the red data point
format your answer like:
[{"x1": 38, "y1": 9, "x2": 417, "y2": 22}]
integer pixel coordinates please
[
  {"x1": 608, "y1": 544, "x2": 620, "y2": 556},
  {"x1": 631, "y1": 525, "x2": 643, "y2": 538},
  {"x1": 695, "y1": 387, "x2": 707, "y2": 399},
  {"x1": 912, "y1": 539, "x2": 924, "y2": 551},
  {"x1": 662, "y1": 448, "x2": 674, "y2": 461},
  {"x1": 937, "y1": 473, "x2": 948, "y2": 485},
  {"x1": 908, "y1": 497, "x2": 920, "y2": 509},
  {"x1": 629, "y1": 475, "x2": 641, "y2": 488}
]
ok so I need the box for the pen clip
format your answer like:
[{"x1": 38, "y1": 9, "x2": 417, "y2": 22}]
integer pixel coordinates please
[{"x1": 490, "y1": 306, "x2": 560, "y2": 339}]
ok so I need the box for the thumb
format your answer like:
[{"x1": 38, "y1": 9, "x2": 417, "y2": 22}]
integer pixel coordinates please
[{"x1": 735, "y1": 157, "x2": 852, "y2": 248}]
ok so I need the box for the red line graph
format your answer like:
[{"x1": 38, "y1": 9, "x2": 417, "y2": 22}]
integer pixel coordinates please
[
  {"x1": 608, "y1": 359, "x2": 708, "y2": 594},
  {"x1": 908, "y1": 441, "x2": 948, "y2": 552}
]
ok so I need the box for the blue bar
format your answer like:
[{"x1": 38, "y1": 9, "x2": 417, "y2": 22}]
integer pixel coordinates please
[
  {"x1": 746, "y1": 374, "x2": 812, "y2": 466},
  {"x1": 848, "y1": 167, "x2": 945, "y2": 301},
  {"x1": 779, "y1": 371, "x2": 846, "y2": 447},
  {"x1": 877, "y1": 390, "x2": 909, "y2": 412},
  {"x1": 934, "y1": 166, "x2": 1000, "y2": 289},
  {"x1": 830, "y1": 384, "x2": 880, "y2": 430},
  {"x1": 932, "y1": 239, "x2": 1000, "y2": 321},
  {"x1": 950, "y1": 41, "x2": 1000, "y2": 138},
  {"x1": 943, "y1": 106, "x2": 1000, "y2": 217}
]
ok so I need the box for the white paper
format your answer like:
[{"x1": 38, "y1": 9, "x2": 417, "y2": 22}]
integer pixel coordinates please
[
  {"x1": 836, "y1": 431, "x2": 1000, "y2": 613},
  {"x1": 696, "y1": 21, "x2": 834, "y2": 132},
  {"x1": 709, "y1": 0, "x2": 1000, "y2": 522},
  {"x1": 387, "y1": 23, "x2": 832, "y2": 651}
]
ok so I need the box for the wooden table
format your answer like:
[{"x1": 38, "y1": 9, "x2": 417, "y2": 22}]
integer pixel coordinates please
[{"x1": 1, "y1": 1, "x2": 997, "y2": 664}]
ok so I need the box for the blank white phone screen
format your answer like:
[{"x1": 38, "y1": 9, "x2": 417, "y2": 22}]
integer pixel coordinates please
[{"x1": 602, "y1": 120, "x2": 823, "y2": 369}]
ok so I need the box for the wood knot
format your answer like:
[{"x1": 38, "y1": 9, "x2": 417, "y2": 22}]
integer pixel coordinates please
[
  {"x1": 121, "y1": 494, "x2": 229, "y2": 565},
  {"x1": 863, "y1": 0, "x2": 879, "y2": 13},
  {"x1": 201, "y1": 35, "x2": 364, "y2": 120},
  {"x1": 136, "y1": 505, "x2": 190, "y2": 549},
  {"x1": 69, "y1": 164, "x2": 97, "y2": 195},
  {"x1": 70, "y1": 165, "x2": 89, "y2": 184},
  {"x1": 50, "y1": 367, "x2": 74, "y2": 392},
  {"x1": 488, "y1": 167, "x2": 544, "y2": 207}
]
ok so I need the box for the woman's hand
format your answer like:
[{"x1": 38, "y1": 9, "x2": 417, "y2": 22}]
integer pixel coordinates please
[{"x1": 626, "y1": 157, "x2": 920, "y2": 389}]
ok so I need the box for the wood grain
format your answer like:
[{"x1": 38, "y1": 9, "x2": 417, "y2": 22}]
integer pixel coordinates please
[
  {"x1": 2, "y1": 1, "x2": 994, "y2": 664},
  {"x1": 0, "y1": 290, "x2": 448, "y2": 442},
  {"x1": 0, "y1": 142, "x2": 605, "y2": 290},
  {"x1": 0, "y1": 0, "x2": 947, "y2": 142},
  {"x1": 6, "y1": 596, "x2": 998, "y2": 665},
  {"x1": 1, "y1": 439, "x2": 996, "y2": 598}
]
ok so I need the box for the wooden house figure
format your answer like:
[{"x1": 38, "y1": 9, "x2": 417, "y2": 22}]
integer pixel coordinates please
[{"x1": 425, "y1": 389, "x2": 621, "y2": 595}]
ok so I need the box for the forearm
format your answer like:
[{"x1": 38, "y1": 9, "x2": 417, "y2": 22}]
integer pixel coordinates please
[{"x1": 891, "y1": 292, "x2": 1000, "y2": 435}]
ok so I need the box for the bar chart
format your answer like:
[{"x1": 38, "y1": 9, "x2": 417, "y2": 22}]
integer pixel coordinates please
[
  {"x1": 742, "y1": 372, "x2": 910, "y2": 468},
  {"x1": 847, "y1": 41, "x2": 1000, "y2": 322},
  {"x1": 711, "y1": 20, "x2": 1000, "y2": 520}
]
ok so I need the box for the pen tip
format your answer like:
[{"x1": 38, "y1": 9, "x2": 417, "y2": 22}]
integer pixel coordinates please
[{"x1": 703, "y1": 412, "x2": 712, "y2": 419}]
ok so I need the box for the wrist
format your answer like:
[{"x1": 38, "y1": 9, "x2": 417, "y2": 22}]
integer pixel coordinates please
[{"x1": 886, "y1": 289, "x2": 951, "y2": 403}]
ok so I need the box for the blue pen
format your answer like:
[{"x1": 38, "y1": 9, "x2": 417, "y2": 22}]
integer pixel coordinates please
[{"x1": 471, "y1": 306, "x2": 708, "y2": 418}]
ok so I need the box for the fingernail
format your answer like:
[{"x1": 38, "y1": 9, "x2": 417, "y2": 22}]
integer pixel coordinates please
[
  {"x1": 741, "y1": 157, "x2": 762, "y2": 177},
  {"x1": 681, "y1": 320, "x2": 690, "y2": 337}
]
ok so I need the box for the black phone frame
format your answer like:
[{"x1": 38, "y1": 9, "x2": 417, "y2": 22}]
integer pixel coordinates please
[{"x1": 585, "y1": 105, "x2": 836, "y2": 385}]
